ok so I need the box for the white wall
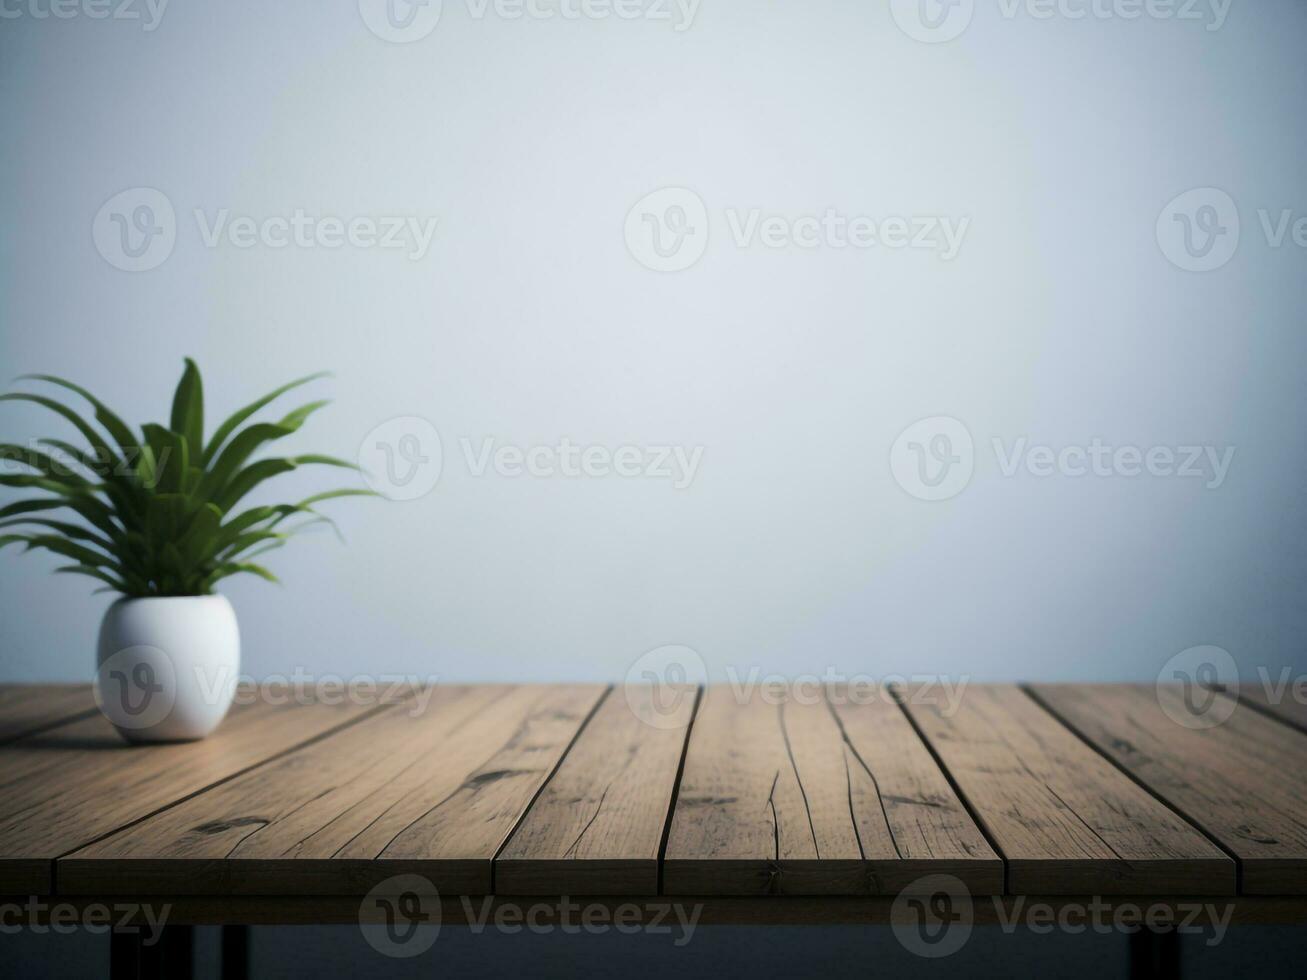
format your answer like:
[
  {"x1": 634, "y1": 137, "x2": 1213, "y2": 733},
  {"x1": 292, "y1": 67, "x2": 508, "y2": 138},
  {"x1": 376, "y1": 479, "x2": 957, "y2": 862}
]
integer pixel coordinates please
[{"x1": 2, "y1": 0, "x2": 1305, "y2": 686}]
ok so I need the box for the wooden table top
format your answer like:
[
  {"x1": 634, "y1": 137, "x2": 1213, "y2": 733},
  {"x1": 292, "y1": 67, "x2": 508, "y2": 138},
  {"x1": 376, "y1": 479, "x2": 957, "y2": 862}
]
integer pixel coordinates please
[{"x1": 2, "y1": 681, "x2": 1306, "y2": 922}]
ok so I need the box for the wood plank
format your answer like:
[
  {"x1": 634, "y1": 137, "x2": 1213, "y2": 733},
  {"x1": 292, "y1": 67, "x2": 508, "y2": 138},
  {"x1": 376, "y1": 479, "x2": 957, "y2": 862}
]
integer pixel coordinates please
[
  {"x1": 901, "y1": 685, "x2": 1234, "y2": 895},
  {"x1": 0, "y1": 684, "x2": 97, "y2": 744},
  {"x1": 1030, "y1": 683, "x2": 1307, "y2": 894},
  {"x1": 496, "y1": 685, "x2": 696, "y2": 894},
  {"x1": 828, "y1": 689, "x2": 1003, "y2": 891},
  {"x1": 1232, "y1": 682, "x2": 1307, "y2": 736},
  {"x1": 662, "y1": 685, "x2": 1002, "y2": 895},
  {"x1": 0, "y1": 693, "x2": 380, "y2": 894},
  {"x1": 59, "y1": 685, "x2": 607, "y2": 896}
]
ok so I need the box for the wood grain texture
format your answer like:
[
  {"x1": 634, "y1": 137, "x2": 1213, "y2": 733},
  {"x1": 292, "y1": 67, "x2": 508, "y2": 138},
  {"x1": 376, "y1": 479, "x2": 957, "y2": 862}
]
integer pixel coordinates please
[
  {"x1": 828, "y1": 691, "x2": 1003, "y2": 891},
  {"x1": 6, "y1": 682, "x2": 1301, "y2": 901},
  {"x1": 1030, "y1": 683, "x2": 1307, "y2": 894},
  {"x1": 0, "y1": 684, "x2": 97, "y2": 744},
  {"x1": 662, "y1": 685, "x2": 1002, "y2": 895},
  {"x1": 59, "y1": 685, "x2": 607, "y2": 896},
  {"x1": 1231, "y1": 681, "x2": 1307, "y2": 736},
  {"x1": 496, "y1": 685, "x2": 696, "y2": 894},
  {"x1": 0, "y1": 695, "x2": 378, "y2": 893},
  {"x1": 902, "y1": 685, "x2": 1234, "y2": 895}
]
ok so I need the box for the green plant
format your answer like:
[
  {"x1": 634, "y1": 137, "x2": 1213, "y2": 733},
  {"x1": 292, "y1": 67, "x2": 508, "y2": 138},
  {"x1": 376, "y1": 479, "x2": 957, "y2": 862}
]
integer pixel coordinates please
[{"x1": 0, "y1": 359, "x2": 374, "y2": 597}]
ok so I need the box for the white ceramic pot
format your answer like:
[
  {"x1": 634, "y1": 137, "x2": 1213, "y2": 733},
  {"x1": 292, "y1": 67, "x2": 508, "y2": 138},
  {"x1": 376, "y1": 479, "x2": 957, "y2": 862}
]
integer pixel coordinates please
[{"x1": 95, "y1": 595, "x2": 240, "y2": 743}]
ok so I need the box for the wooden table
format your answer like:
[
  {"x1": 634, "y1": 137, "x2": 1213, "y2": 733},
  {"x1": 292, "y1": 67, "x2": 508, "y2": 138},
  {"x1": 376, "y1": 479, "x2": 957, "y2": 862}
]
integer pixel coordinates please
[{"x1": 3, "y1": 682, "x2": 1306, "y2": 977}]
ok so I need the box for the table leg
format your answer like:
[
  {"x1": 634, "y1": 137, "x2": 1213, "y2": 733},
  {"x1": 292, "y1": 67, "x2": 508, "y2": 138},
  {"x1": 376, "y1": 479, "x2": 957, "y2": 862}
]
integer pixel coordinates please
[
  {"x1": 110, "y1": 924, "x2": 193, "y2": 980},
  {"x1": 109, "y1": 928, "x2": 141, "y2": 980},
  {"x1": 1129, "y1": 927, "x2": 1180, "y2": 980},
  {"x1": 221, "y1": 925, "x2": 250, "y2": 980}
]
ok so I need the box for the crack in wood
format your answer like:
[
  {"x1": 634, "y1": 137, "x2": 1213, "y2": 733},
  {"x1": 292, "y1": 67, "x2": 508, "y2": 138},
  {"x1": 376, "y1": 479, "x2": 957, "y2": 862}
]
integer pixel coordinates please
[
  {"x1": 841, "y1": 748, "x2": 866, "y2": 862},
  {"x1": 374, "y1": 706, "x2": 564, "y2": 859},
  {"x1": 320, "y1": 749, "x2": 450, "y2": 860},
  {"x1": 764, "y1": 770, "x2": 780, "y2": 863},
  {"x1": 825, "y1": 700, "x2": 901, "y2": 861},
  {"x1": 984, "y1": 713, "x2": 1127, "y2": 863},
  {"x1": 562, "y1": 784, "x2": 611, "y2": 860},
  {"x1": 226, "y1": 787, "x2": 337, "y2": 858},
  {"x1": 777, "y1": 701, "x2": 819, "y2": 859},
  {"x1": 1044, "y1": 782, "x2": 1126, "y2": 863}
]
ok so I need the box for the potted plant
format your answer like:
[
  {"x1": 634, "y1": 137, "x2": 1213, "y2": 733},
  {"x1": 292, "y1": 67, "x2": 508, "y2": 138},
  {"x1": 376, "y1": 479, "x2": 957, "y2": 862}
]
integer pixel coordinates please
[{"x1": 0, "y1": 360, "x2": 373, "y2": 742}]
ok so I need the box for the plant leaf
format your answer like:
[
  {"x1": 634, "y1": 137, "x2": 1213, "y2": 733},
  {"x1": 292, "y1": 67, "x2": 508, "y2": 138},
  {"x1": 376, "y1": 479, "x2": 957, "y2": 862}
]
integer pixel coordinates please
[
  {"x1": 34, "y1": 439, "x2": 114, "y2": 479},
  {"x1": 54, "y1": 564, "x2": 127, "y2": 592},
  {"x1": 0, "y1": 443, "x2": 94, "y2": 486},
  {"x1": 0, "y1": 472, "x2": 89, "y2": 493},
  {"x1": 177, "y1": 502, "x2": 222, "y2": 567},
  {"x1": 291, "y1": 488, "x2": 379, "y2": 508},
  {"x1": 1, "y1": 365, "x2": 371, "y2": 598},
  {"x1": 16, "y1": 374, "x2": 139, "y2": 461},
  {"x1": 203, "y1": 371, "x2": 330, "y2": 464},
  {"x1": 207, "y1": 561, "x2": 280, "y2": 587},
  {"x1": 0, "y1": 393, "x2": 120, "y2": 469},
  {"x1": 141, "y1": 424, "x2": 190, "y2": 496},
  {"x1": 19, "y1": 533, "x2": 122, "y2": 572},
  {"x1": 0, "y1": 517, "x2": 117, "y2": 552},
  {"x1": 0, "y1": 498, "x2": 74, "y2": 521},
  {"x1": 169, "y1": 358, "x2": 204, "y2": 457},
  {"x1": 201, "y1": 401, "x2": 334, "y2": 499},
  {"x1": 213, "y1": 455, "x2": 358, "y2": 513}
]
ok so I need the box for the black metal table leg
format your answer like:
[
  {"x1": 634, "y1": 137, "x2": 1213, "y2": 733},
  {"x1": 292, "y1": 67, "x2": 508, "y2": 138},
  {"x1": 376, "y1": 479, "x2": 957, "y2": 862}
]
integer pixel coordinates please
[
  {"x1": 112, "y1": 924, "x2": 193, "y2": 980},
  {"x1": 1129, "y1": 926, "x2": 1180, "y2": 980},
  {"x1": 221, "y1": 925, "x2": 250, "y2": 980},
  {"x1": 110, "y1": 928, "x2": 141, "y2": 980}
]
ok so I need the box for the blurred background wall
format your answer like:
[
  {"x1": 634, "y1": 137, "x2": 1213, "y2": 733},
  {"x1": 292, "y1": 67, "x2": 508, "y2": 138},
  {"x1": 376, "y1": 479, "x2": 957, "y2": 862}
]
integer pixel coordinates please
[{"x1": 2, "y1": 0, "x2": 1304, "y2": 686}]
